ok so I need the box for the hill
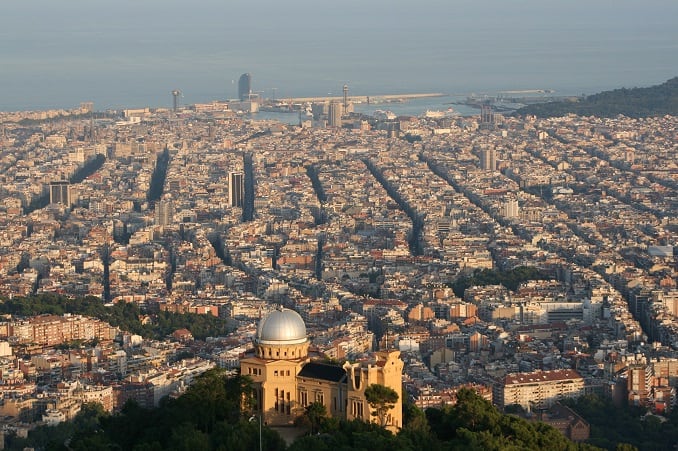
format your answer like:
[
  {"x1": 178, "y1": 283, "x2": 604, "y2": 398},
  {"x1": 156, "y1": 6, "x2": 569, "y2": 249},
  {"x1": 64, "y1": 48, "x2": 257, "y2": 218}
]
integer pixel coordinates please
[
  {"x1": 6, "y1": 371, "x2": 602, "y2": 451},
  {"x1": 514, "y1": 77, "x2": 678, "y2": 118}
]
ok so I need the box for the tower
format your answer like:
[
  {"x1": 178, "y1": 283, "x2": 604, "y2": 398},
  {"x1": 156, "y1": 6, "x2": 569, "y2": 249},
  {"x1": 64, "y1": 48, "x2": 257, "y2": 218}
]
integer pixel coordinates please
[
  {"x1": 311, "y1": 102, "x2": 328, "y2": 121},
  {"x1": 90, "y1": 109, "x2": 95, "y2": 144},
  {"x1": 49, "y1": 181, "x2": 71, "y2": 206},
  {"x1": 328, "y1": 101, "x2": 344, "y2": 128},
  {"x1": 343, "y1": 84, "x2": 349, "y2": 111},
  {"x1": 171, "y1": 90, "x2": 182, "y2": 112},
  {"x1": 502, "y1": 198, "x2": 519, "y2": 218},
  {"x1": 155, "y1": 199, "x2": 174, "y2": 226},
  {"x1": 480, "y1": 147, "x2": 497, "y2": 171},
  {"x1": 238, "y1": 73, "x2": 252, "y2": 101},
  {"x1": 228, "y1": 171, "x2": 244, "y2": 207}
]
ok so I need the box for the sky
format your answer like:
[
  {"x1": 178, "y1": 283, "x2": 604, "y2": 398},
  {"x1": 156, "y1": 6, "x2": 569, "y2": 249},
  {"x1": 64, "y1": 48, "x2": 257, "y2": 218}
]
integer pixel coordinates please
[{"x1": 1, "y1": 0, "x2": 677, "y2": 110}]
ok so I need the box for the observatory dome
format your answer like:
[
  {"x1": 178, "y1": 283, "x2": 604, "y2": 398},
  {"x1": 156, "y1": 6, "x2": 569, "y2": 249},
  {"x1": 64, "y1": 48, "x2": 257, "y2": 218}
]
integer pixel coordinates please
[{"x1": 256, "y1": 308, "x2": 307, "y2": 345}]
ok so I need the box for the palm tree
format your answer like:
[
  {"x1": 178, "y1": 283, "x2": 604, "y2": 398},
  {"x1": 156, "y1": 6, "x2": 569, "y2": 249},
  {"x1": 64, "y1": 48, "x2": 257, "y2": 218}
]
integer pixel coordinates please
[{"x1": 303, "y1": 402, "x2": 327, "y2": 435}]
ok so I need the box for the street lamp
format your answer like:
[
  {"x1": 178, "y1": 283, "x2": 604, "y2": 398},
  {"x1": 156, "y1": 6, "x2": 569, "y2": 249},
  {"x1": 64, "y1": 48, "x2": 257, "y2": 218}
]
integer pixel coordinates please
[{"x1": 248, "y1": 414, "x2": 262, "y2": 451}]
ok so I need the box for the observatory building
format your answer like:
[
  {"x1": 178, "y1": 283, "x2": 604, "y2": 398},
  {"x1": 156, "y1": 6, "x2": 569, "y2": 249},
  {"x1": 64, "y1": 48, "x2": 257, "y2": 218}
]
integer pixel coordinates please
[{"x1": 240, "y1": 308, "x2": 403, "y2": 430}]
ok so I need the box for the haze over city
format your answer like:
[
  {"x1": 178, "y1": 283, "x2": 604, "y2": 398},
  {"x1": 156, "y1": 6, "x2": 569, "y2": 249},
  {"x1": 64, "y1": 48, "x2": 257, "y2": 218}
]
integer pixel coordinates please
[
  {"x1": 0, "y1": 1, "x2": 677, "y2": 450},
  {"x1": 2, "y1": 0, "x2": 678, "y2": 110}
]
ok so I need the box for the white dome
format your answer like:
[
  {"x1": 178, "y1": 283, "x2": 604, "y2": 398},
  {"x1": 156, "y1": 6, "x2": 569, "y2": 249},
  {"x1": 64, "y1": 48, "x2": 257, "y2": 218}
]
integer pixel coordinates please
[{"x1": 257, "y1": 308, "x2": 307, "y2": 345}]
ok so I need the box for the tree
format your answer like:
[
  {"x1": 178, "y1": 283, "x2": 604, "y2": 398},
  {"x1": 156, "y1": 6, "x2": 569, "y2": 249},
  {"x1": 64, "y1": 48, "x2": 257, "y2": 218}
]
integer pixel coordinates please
[
  {"x1": 364, "y1": 384, "x2": 399, "y2": 427},
  {"x1": 399, "y1": 400, "x2": 438, "y2": 450},
  {"x1": 402, "y1": 400, "x2": 429, "y2": 434},
  {"x1": 168, "y1": 423, "x2": 210, "y2": 451},
  {"x1": 304, "y1": 402, "x2": 327, "y2": 435}
]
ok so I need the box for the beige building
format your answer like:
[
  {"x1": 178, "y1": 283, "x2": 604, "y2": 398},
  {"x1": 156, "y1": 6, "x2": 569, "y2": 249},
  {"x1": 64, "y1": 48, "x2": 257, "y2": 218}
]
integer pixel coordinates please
[
  {"x1": 240, "y1": 308, "x2": 403, "y2": 430},
  {"x1": 4, "y1": 314, "x2": 118, "y2": 347},
  {"x1": 494, "y1": 369, "x2": 585, "y2": 410}
]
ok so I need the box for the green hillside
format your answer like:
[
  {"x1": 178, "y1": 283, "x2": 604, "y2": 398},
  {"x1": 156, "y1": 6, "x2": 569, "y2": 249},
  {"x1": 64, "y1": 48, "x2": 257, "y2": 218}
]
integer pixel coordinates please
[
  {"x1": 5, "y1": 370, "x2": 602, "y2": 451},
  {"x1": 514, "y1": 77, "x2": 678, "y2": 118}
]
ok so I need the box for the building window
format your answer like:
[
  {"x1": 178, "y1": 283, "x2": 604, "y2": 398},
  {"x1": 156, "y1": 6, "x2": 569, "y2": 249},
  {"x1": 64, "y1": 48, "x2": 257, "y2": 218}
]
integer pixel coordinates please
[
  {"x1": 274, "y1": 370, "x2": 278, "y2": 377},
  {"x1": 300, "y1": 390, "x2": 308, "y2": 407},
  {"x1": 316, "y1": 392, "x2": 324, "y2": 405},
  {"x1": 286, "y1": 370, "x2": 290, "y2": 376},
  {"x1": 352, "y1": 401, "x2": 363, "y2": 418}
]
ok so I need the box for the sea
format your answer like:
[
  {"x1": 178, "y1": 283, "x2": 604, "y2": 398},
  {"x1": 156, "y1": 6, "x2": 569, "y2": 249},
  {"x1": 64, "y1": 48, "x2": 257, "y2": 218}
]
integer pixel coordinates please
[
  {"x1": 250, "y1": 96, "x2": 479, "y2": 123},
  {"x1": 1, "y1": 1, "x2": 677, "y2": 114}
]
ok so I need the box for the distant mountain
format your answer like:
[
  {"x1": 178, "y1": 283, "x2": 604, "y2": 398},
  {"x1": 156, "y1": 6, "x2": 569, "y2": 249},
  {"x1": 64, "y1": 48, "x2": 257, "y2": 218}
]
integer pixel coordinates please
[{"x1": 514, "y1": 77, "x2": 678, "y2": 118}]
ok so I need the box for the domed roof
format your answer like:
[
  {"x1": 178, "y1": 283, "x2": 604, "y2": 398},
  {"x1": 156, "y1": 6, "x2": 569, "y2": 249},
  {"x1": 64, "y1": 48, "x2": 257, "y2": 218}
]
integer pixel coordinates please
[{"x1": 257, "y1": 308, "x2": 307, "y2": 345}]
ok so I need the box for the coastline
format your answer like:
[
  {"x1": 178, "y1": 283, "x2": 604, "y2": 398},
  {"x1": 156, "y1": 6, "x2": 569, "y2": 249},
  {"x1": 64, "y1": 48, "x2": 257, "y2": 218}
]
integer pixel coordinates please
[{"x1": 276, "y1": 92, "x2": 446, "y2": 104}]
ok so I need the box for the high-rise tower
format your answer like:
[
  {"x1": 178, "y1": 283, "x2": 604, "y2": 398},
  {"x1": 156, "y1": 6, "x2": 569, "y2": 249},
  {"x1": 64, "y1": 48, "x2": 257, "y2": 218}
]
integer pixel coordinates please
[
  {"x1": 238, "y1": 73, "x2": 252, "y2": 101},
  {"x1": 171, "y1": 90, "x2": 182, "y2": 112},
  {"x1": 328, "y1": 101, "x2": 344, "y2": 127},
  {"x1": 480, "y1": 147, "x2": 497, "y2": 171},
  {"x1": 501, "y1": 198, "x2": 519, "y2": 218},
  {"x1": 49, "y1": 181, "x2": 71, "y2": 206},
  {"x1": 229, "y1": 171, "x2": 245, "y2": 207},
  {"x1": 155, "y1": 199, "x2": 174, "y2": 226}
]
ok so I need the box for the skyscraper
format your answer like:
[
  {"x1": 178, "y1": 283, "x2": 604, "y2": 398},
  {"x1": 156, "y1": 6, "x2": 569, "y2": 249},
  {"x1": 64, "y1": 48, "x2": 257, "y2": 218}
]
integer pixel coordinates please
[
  {"x1": 328, "y1": 101, "x2": 344, "y2": 127},
  {"x1": 311, "y1": 102, "x2": 328, "y2": 121},
  {"x1": 155, "y1": 199, "x2": 174, "y2": 226},
  {"x1": 49, "y1": 181, "x2": 71, "y2": 206},
  {"x1": 480, "y1": 147, "x2": 497, "y2": 171},
  {"x1": 501, "y1": 198, "x2": 519, "y2": 218},
  {"x1": 238, "y1": 73, "x2": 252, "y2": 101},
  {"x1": 229, "y1": 171, "x2": 244, "y2": 207}
]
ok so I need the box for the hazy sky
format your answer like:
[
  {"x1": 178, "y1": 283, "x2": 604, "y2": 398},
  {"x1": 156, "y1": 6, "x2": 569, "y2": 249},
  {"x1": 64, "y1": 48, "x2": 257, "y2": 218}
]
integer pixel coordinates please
[{"x1": 2, "y1": 0, "x2": 677, "y2": 110}]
